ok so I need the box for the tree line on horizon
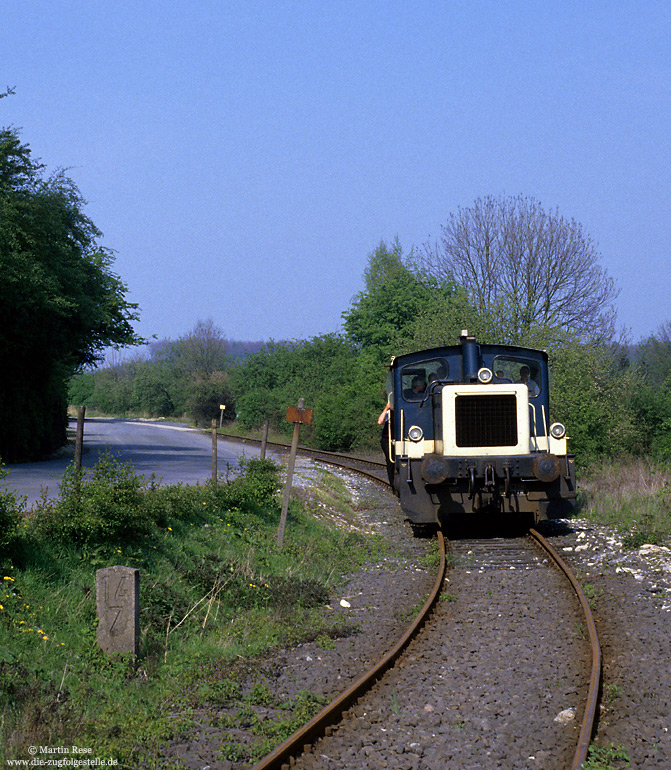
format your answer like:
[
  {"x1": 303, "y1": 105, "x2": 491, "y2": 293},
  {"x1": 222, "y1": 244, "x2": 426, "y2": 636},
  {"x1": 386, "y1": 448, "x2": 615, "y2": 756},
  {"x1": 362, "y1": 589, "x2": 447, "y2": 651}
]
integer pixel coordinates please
[
  {"x1": 71, "y1": 235, "x2": 671, "y2": 467},
  {"x1": 4, "y1": 122, "x2": 671, "y2": 466}
]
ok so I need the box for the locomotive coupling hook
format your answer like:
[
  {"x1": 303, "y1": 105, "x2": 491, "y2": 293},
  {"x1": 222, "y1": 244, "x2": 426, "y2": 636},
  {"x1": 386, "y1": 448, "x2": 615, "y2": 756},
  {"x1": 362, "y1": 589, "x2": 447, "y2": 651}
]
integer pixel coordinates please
[{"x1": 468, "y1": 466, "x2": 476, "y2": 499}]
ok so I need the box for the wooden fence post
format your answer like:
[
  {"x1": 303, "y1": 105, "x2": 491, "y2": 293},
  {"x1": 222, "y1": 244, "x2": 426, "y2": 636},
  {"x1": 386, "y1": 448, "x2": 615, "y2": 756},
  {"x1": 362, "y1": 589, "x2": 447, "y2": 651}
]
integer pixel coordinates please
[
  {"x1": 260, "y1": 418, "x2": 269, "y2": 460},
  {"x1": 211, "y1": 419, "x2": 218, "y2": 483},
  {"x1": 74, "y1": 405, "x2": 86, "y2": 489},
  {"x1": 277, "y1": 399, "x2": 313, "y2": 549}
]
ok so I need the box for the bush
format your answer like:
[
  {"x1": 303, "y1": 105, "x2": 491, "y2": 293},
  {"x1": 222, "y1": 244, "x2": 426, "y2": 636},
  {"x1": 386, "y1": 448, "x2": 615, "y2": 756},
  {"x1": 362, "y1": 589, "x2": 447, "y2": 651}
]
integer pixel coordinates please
[
  {"x1": 31, "y1": 454, "x2": 282, "y2": 550},
  {"x1": 0, "y1": 464, "x2": 23, "y2": 554},
  {"x1": 185, "y1": 371, "x2": 233, "y2": 427},
  {"x1": 34, "y1": 452, "x2": 153, "y2": 546},
  {"x1": 225, "y1": 458, "x2": 282, "y2": 508}
]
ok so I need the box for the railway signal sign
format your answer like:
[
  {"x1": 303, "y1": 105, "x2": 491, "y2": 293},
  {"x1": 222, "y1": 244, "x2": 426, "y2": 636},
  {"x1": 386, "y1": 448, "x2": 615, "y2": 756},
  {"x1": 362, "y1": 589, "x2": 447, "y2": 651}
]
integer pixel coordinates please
[{"x1": 285, "y1": 405, "x2": 313, "y2": 425}]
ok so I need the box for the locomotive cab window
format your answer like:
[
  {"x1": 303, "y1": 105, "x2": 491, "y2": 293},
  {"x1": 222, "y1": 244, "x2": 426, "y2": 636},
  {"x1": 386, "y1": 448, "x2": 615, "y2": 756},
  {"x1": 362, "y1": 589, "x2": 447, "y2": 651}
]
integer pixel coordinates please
[
  {"x1": 493, "y1": 357, "x2": 541, "y2": 398},
  {"x1": 401, "y1": 358, "x2": 448, "y2": 401}
]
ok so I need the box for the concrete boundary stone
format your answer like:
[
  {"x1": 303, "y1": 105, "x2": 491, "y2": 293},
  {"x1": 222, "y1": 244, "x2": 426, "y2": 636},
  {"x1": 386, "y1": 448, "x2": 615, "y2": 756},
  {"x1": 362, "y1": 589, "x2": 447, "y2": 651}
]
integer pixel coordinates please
[{"x1": 96, "y1": 565, "x2": 139, "y2": 656}]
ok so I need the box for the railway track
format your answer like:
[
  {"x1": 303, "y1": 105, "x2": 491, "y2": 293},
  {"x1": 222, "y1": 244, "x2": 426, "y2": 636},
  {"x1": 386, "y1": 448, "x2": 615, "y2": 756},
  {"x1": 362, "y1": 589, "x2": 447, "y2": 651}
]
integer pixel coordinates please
[
  {"x1": 219, "y1": 432, "x2": 601, "y2": 769},
  {"x1": 446, "y1": 531, "x2": 601, "y2": 769},
  {"x1": 217, "y1": 431, "x2": 389, "y2": 485}
]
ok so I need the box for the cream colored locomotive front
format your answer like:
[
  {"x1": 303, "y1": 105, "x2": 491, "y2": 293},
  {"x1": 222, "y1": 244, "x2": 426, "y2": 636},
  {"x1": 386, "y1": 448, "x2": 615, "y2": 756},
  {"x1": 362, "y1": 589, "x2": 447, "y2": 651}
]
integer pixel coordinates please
[{"x1": 398, "y1": 383, "x2": 568, "y2": 460}]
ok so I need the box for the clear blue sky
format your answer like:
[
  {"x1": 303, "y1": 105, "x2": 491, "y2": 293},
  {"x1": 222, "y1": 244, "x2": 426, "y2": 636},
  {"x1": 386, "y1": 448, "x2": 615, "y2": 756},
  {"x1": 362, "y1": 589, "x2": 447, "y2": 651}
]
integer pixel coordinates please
[{"x1": 2, "y1": 0, "x2": 669, "y2": 346}]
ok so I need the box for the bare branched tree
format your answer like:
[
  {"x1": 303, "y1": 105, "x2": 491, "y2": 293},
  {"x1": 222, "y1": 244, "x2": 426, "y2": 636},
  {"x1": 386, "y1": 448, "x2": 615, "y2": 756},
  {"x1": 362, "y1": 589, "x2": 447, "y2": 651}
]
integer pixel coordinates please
[{"x1": 420, "y1": 195, "x2": 619, "y2": 344}]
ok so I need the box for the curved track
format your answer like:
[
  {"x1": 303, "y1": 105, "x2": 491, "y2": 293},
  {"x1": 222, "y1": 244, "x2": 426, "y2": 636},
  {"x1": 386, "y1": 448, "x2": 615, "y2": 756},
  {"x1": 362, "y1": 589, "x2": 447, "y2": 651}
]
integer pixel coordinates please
[
  {"x1": 219, "y1": 432, "x2": 601, "y2": 769},
  {"x1": 529, "y1": 527, "x2": 602, "y2": 770},
  {"x1": 250, "y1": 532, "x2": 447, "y2": 770},
  {"x1": 217, "y1": 431, "x2": 389, "y2": 485}
]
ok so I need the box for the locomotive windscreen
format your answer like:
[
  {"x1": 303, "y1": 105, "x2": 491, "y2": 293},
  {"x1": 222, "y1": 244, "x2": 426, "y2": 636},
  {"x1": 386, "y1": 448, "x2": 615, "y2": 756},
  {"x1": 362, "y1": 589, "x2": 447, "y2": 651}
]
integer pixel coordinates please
[{"x1": 455, "y1": 394, "x2": 518, "y2": 447}]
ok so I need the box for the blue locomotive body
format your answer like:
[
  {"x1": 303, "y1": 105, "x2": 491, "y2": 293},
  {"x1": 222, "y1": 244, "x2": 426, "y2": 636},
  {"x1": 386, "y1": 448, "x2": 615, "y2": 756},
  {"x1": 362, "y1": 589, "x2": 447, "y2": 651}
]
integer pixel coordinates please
[{"x1": 386, "y1": 333, "x2": 576, "y2": 526}]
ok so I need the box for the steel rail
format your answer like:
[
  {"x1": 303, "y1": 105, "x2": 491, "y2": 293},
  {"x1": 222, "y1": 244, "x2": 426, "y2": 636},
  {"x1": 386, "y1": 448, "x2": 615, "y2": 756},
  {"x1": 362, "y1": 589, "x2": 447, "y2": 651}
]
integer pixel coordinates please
[
  {"x1": 216, "y1": 432, "x2": 390, "y2": 486},
  {"x1": 249, "y1": 531, "x2": 446, "y2": 770},
  {"x1": 528, "y1": 527, "x2": 601, "y2": 770},
  {"x1": 216, "y1": 432, "x2": 387, "y2": 469}
]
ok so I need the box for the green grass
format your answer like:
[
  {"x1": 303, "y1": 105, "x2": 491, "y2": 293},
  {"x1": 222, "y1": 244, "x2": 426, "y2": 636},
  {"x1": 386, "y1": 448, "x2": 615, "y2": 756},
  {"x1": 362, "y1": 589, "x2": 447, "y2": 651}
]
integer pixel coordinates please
[
  {"x1": 583, "y1": 743, "x2": 630, "y2": 769},
  {"x1": 578, "y1": 457, "x2": 671, "y2": 547},
  {"x1": 0, "y1": 455, "x2": 386, "y2": 765}
]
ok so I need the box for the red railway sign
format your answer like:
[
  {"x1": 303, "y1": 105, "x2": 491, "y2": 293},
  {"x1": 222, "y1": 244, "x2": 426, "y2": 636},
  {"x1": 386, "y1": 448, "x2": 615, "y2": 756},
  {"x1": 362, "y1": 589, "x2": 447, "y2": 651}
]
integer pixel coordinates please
[{"x1": 285, "y1": 406, "x2": 313, "y2": 426}]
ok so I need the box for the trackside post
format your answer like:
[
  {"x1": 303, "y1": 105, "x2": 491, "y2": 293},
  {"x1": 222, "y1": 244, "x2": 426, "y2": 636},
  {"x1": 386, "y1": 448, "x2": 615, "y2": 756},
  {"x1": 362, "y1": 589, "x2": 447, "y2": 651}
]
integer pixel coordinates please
[
  {"x1": 211, "y1": 419, "x2": 218, "y2": 483},
  {"x1": 74, "y1": 406, "x2": 86, "y2": 490},
  {"x1": 96, "y1": 566, "x2": 140, "y2": 656},
  {"x1": 277, "y1": 399, "x2": 313, "y2": 549},
  {"x1": 260, "y1": 418, "x2": 270, "y2": 460}
]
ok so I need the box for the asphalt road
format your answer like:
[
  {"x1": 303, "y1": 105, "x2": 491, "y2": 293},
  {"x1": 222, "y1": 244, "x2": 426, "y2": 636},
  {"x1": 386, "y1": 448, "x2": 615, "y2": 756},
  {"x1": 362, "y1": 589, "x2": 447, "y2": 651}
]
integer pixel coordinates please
[{"x1": 1, "y1": 418, "x2": 269, "y2": 508}]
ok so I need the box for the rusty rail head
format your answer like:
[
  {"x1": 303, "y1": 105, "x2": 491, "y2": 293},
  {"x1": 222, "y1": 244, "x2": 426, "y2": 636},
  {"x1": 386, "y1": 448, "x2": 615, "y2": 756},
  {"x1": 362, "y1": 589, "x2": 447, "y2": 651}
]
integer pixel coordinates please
[
  {"x1": 250, "y1": 531, "x2": 446, "y2": 770},
  {"x1": 528, "y1": 527, "x2": 601, "y2": 770}
]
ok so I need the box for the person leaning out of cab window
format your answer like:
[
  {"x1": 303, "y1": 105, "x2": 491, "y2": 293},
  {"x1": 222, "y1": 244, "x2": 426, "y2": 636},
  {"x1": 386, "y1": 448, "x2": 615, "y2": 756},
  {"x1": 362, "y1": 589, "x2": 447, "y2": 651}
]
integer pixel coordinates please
[{"x1": 519, "y1": 366, "x2": 539, "y2": 397}]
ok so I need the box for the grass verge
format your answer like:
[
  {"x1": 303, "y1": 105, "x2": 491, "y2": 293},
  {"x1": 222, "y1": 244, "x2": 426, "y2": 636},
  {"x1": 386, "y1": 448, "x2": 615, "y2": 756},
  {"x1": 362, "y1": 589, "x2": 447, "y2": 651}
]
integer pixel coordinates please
[
  {"x1": 0, "y1": 454, "x2": 385, "y2": 765},
  {"x1": 577, "y1": 456, "x2": 671, "y2": 547}
]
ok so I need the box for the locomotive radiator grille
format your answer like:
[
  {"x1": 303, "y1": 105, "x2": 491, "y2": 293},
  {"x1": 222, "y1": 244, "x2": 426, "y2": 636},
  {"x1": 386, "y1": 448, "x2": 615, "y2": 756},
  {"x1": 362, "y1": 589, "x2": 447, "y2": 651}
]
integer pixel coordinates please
[{"x1": 455, "y1": 394, "x2": 518, "y2": 447}]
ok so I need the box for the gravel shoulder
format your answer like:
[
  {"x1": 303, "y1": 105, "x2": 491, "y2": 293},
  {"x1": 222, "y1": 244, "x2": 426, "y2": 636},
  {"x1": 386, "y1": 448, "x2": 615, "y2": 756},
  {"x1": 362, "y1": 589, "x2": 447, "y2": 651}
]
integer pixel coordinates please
[{"x1": 537, "y1": 519, "x2": 671, "y2": 769}]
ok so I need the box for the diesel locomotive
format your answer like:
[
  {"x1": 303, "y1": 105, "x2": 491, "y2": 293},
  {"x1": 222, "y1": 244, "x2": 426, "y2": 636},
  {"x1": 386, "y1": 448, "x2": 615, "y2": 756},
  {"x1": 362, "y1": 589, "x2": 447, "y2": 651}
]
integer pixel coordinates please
[{"x1": 385, "y1": 331, "x2": 576, "y2": 528}]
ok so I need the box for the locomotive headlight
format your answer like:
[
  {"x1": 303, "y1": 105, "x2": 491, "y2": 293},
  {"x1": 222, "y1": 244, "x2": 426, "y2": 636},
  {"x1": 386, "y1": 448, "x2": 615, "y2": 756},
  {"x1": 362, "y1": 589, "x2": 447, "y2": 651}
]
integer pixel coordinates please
[
  {"x1": 550, "y1": 422, "x2": 566, "y2": 439},
  {"x1": 477, "y1": 367, "x2": 493, "y2": 384},
  {"x1": 407, "y1": 425, "x2": 424, "y2": 442}
]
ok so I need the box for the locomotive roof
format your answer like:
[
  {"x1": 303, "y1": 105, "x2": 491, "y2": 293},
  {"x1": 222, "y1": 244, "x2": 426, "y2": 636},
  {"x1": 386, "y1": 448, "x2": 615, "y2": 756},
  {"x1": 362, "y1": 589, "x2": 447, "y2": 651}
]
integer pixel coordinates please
[{"x1": 390, "y1": 343, "x2": 549, "y2": 368}]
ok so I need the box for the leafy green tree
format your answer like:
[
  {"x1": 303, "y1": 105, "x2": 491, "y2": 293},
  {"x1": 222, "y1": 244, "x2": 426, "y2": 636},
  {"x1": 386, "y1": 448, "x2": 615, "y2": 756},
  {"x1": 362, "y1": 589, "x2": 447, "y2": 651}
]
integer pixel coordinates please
[
  {"x1": 89, "y1": 360, "x2": 136, "y2": 415},
  {"x1": 130, "y1": 361, "x2": 176, "y2": 417},
  {"x1": 68, "y1": 371, "x2": 96, "y2": 407},
  {"x1": 630, "y1": 381, "x2": 671, "y2": 459},
  {"x1": 0, "y1": 128, "x2": 141, "y2": 460},
  {"x1": 149, "y1": 320, "x2": 232, "y2": 421},
  {"x1": 632, "y1": 321, "x2": 671, "y2": 387},
  {"x1": 185, "y1": 371, "x2": 233, "y2": 426},
  {"x1": 550, "y1": 341, "x2": 641, "y2": 463},
  {"x1": 342, "y1": 239, "x2": 459, "y2": 355},
  {"x1": 625, "y1": 323, "x2": 671, "y2": 458},
  {"x1": 232, "y1": 334, "x2": 373, "y2": 449},
  {"x1": 161, "y1": 319, "x2": 230, "y2": 379}
]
